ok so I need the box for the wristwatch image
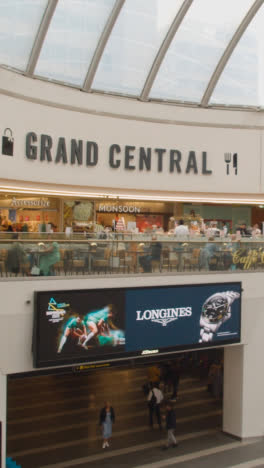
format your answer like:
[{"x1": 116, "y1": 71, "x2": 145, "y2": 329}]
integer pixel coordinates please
[{"x1": 199, "y1": 291, "x2": 240, "y2": 343}]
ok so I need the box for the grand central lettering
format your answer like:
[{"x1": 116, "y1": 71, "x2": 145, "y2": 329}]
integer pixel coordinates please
[
  {"x1": 26, "y1": 133, "x2": 98, "y2": 167},
  {"x1": 25, "y1": 132, "x2": 212, "y2": 175}
]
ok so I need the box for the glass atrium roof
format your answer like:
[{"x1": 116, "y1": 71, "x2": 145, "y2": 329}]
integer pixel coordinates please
[{"x1": 1, "y1": 0, "x2": 264, "y2": 109}]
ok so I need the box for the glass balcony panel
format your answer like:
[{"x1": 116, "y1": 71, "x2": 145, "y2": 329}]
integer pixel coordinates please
[{"x1": 0, "y1": 232, "x2": 263, "y2": 277}]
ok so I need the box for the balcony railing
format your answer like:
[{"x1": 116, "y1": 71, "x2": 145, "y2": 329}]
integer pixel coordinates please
[{"x1": 0, "y1": 232, "x2": 262, "y2": 277}]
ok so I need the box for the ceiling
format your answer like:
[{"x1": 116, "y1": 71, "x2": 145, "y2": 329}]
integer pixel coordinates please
[{"x1": 1, "y1": 0, "x2": 264, "y2": 109}]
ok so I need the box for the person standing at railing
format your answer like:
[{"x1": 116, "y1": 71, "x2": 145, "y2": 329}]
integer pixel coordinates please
[
  {"x1": 238, "y1": 223, "x2": 251, "y2": 237},
  {"x1": 39, "y1": 241, "x2": 60, "y2": 276},
  {"x1": 200, "y1": 238, "x2": 219, "y2": 271},
  {"x1": 6, "y1": 233, "x2": 27, "y2": 275},
  {"x1": 252, "y1": 223, "x2": 261, "y2": 237},
  {"x1": 139, "y1": 236, "x2": 162, "y2": 272},
  {"x1": 174, "y1": 220, "x2": 189, "y2": 239},
  {"x1": 206, "y1": 221, "x2": 220, "y2": 238}
]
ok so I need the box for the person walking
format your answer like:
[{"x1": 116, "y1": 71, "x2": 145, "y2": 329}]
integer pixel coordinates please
[
  {"x1": 99, "y1": 401, "x2": 115, "y2": 449},
  {"x1": 162, "y1": 402, "x2": 178, "y2": 449},
  {"x1": 147, "y1": 383, "x2": 163, "y2": 430}
]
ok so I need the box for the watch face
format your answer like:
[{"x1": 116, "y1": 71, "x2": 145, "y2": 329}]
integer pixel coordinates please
[{"x1": 201, "y1": 293, "x2": 229, "y2": 323}]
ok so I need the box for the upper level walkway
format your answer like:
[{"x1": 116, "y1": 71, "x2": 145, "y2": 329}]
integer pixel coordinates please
[{"x1": 0, "y1": 232, "x2": 261, "y2": 278}]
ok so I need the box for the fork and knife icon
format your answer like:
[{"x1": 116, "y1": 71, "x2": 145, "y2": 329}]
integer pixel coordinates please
[{"x1": 224, "y1": 153, "x2": 238, "y2": 175}]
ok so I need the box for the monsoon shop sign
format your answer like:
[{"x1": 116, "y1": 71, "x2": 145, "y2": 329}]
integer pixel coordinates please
[
  {"x1": 25, "y1": 132, "x2": 212, "y2": 176},
  {"x1": 98, "y1": 205, "x2": 140, "y2": 213}
]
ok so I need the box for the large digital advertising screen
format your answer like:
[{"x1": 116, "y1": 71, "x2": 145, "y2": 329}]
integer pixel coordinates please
[{"x1": 33, "y1": 282, "x2": 241, "y2": 368}]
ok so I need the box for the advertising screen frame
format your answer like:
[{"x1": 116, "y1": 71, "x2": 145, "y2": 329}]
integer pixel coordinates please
[{"x1": 33, "y1": 282, "x2": 242, "y2": 368}]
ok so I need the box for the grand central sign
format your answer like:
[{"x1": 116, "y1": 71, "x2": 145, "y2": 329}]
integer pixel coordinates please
[{"x1": 25, "y1": 132, "x2": 212, "y2": 175}]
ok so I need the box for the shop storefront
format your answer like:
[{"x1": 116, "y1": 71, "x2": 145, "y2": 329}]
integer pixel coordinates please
[
  {"x1": 1, "y1": 193, "x2": 263, "y2": 235},
  {"x1": 95, "y1": 201, "x2": 173, "y2": 233},
  {"x1": 183, "y1": 204, "x2": 253, "y2": 233},
  {"x1": 0, "y1": 196, "x2": 60, "y2": 233}
]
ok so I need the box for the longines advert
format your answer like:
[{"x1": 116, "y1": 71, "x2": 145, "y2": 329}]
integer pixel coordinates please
[{"x1": 34, "y1": 282, "x2": 241, "y2": 368}]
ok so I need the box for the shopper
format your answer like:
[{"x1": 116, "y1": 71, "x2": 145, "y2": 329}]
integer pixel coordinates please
[
  {"x1": 6, "y1": 233, "x2": 27, "y2": 276},
  {"x1": 174, "y1": 220, "x2": 189, "y2": 238},
  {"x1": 147, "y1": 383, "x2": 164, "y2": 430},
  {"x1": 162, "y1": 402, "x2": 178, "y2": 450},
  {"x1": 200, "y1": 237, "x2": 219, "y2": 271},
  {"x1": 99, "y1": 401, "x2": 115, "y2": 449},
  {"x1": 139, "y1": 236, "x2": 162, "y2": 272},
  {"x1": 238, "y1": 223, "x2": 251, "y2": 237},
  {"x1": 39, "y1": 241, "x2": 60, "y2": 276}
]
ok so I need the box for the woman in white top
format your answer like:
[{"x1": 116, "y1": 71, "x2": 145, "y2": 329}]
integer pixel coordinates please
[
  {"x1": 147, "y1": 384, "x2": 164, "y2": 430},
  {"x1": 174, "y1": 220, "x2": 189, "y2": 238}
]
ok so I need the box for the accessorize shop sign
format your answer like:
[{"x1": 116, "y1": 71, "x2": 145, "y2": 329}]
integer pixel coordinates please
[
  {"x1": 25, "y1": 132, "x2": 212, "y2": 175},
  {"x1": 11, "y1": 197, "x2": 50, "y2": 208},
  {"x1": 33, "y1": 282, "x2": 241, "y2": 368}
]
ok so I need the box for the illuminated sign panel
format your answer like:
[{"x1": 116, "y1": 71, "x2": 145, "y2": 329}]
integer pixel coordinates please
[{"x1": 33, "y1": 282, "x2": 241, "y2": 368}]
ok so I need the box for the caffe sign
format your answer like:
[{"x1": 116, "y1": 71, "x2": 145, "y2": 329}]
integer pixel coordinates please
[{"x1": 233, "y1": 248, "x2": 264, "y2": 270}]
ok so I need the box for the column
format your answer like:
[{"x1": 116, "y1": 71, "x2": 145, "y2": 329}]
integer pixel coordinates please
[
  {"x1": 223, "y1": 345, "x2": 244, "y2": 437},
  {"x1": 0, "y1": 372, "x2": 6, "y2": 468},
  {"x1": 224, "y1": 297, "x2": 264, "y2": 438}
]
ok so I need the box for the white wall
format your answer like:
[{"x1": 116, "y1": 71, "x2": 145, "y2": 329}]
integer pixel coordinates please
[
  {"x1": 0, "y1": 68, "x2": 264, "y2": 199},
  {"x1": 0, "y1": 92, "x2": 261, "y2": 194},
  {"x1": 0, "y1": 271, "x2": 255, "y2": 374},
  {"x1": 224, "y1": 294, "x2": 264, "y2": 439},
  {"x1": 1, "y1": 68, "x2": 264, "y2": 450},
  {"x1": 1, "y1": 271, "x2": 264, "y2": 441}
]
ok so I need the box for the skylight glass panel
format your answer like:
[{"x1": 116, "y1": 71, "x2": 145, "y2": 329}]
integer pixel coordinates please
[
  {"x1": 35, "y1": 0, "x2": 115, "y2": 86},
  {"x1": 0, "y1": 0, "x2": 48, "y2": 71},
  {"x1": 150, "y1": 0, "x2": 254, "y2": 103},
  {"x1": 210, "y1": 4, "x2": 264, "y2": 107},
  {"x1": 92, "y1": 0, "x2": 184, "y2": 96}
]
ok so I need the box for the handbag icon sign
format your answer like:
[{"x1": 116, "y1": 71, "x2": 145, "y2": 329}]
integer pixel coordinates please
[{"x1": 2, "y1": 128, "x2": 14, "y2": 156}]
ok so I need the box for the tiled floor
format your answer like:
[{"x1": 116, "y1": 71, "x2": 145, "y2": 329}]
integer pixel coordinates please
[{"x1": 7, "y1": 365, "x2": 264, "y2": 468}]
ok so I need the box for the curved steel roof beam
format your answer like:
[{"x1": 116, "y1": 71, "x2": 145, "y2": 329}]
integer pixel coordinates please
[
  {"x1": 201, "y1": 0, "x2": 264, "y2": 107},
  {"x1": 26, "y1": 0, "x2": 58, "y2": 76},
  {"x1": 83, "y1": 0, "x2": 125, "y2": 92},
  {"x1": 140, "y1": 0, "x2": 193, "y2": 102}
]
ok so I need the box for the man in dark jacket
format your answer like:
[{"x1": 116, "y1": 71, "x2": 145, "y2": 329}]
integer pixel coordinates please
[{"x1": 162, "y1": 402, "x2": 178, "y2": 449}]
